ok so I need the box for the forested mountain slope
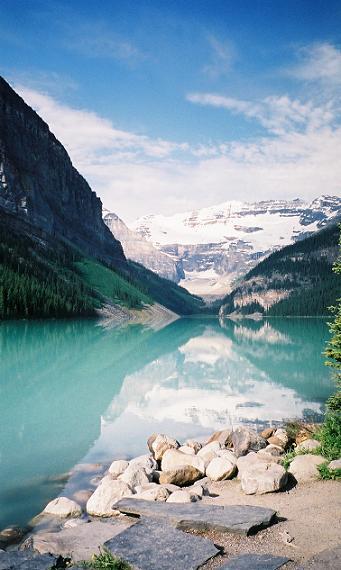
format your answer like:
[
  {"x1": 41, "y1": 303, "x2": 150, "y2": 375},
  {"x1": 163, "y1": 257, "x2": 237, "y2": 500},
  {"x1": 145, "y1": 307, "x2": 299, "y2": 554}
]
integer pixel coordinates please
[{"x1": 219, "y1": 223, "x2": 340, "y2": 317}]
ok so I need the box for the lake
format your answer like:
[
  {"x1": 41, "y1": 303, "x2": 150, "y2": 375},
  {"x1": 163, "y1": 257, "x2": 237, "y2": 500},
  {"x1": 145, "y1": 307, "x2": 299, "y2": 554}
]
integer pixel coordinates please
[{"x1": 0, "y1": 316, "x2": 334, "y2": 529}]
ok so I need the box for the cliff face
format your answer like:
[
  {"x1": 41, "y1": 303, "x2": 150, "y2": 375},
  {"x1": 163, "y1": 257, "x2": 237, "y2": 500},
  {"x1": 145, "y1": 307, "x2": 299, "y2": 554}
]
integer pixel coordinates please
[
  {"x1": 0, "y1": 77, "x2": 125, "y2": 266},
  {"x1": 104, "y1": 212, "x2": 184, "y2": 282}
]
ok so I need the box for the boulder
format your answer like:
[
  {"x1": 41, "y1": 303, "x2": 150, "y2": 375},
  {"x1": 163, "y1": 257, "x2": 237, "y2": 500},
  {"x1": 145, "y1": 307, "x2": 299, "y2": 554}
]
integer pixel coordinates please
[
  {"x1": 129, "y1": 454, "x2": 157, "y2": 474},
  {"x1": 135, "y1": 486, "x2": 170, "y2": 502},
  {"x1": 197, "y1": 442, "x2": 221, "y2": 466},
  {"x1": 295, "y1": 423, "x2": 319, "y2": 444},
  {"x1": 184, "y1": 439, "x2": 202, "y2": 453},
  {"x1": 231, "y1": 427, "x2": 266, "y2": 457},
  {"x1": 260, "y1": 427, "x2": 275, "y2": 439},
  {"x1": 262, "y1": 444, "x2": 284, "y2": 456},
  {"x1": 43, "y1": 497, "x2": 82, "y2": 518},
  {"x1": 159, "y1": 466, "x2": 203, "y2": 487},
  {"x1": 119, "y1": 465, "x2": 151, "y2": 489},
  {"x1": 237, "y1": 452, "x2": 261, "y2": 477},
  {"x1": 272, "y1": 428, "x2": 289, "y2": 448},
  {"x1": 86, "y1": 476, "x2": 133, "y2": 516},
  {"x1": 328, "y1": 458, "x2": 341, "y2": 470},
  {"x1": 178, "y1": 445, "x2": 195, "y2": 455},
  {"x1": 217, "y1": 449, "x2": 238, "y2": 464},
  {"x1": 240, "y1": 462, "x2": 288, "y2": 495},
  {"x1": 288, "y1": 454, "x2": 325, "y2": 483},
  {"x1": 161, "y1": 483, "x2": 180, "y2": 493},
  {"x1": 161, "y1": 448, "x2": 205, "y2": 475},
  {"x1": 206, "y1": 457, "x2": 237, "y2": 481},
  {"x1": 150, "y1": 434, "x2": 179, "y2": 461},
  {"x1": 108, "y1": 459, "x2": 129, "y2": 477},
  {"x1": 296, "y1": 439, "x2": 320, "y2": 452},
  {"x1": 267, "y1": 436, "x2": 285, "y2": 447},
  {"x1": 166, "y1": 490, "x2": 196, "y2": 503},
  {"x1": 206, "y1": 429, "x2": 232, "y2": 447}
]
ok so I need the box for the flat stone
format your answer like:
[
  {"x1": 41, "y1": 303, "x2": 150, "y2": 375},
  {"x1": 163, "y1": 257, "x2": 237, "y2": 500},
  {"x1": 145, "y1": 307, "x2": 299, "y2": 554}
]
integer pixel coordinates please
[
  {"x1": 104, "y1": 517, "x2": 219, "y2": 570},
  {"x1": 31, "y1": 519, "x2": 133, "y2": 562},
  {"x1": 0, "y1": 551, "x2": 58, "y2": 570},
  {"x1": 113, "y1": 498, "x2": 276, "y2": 535},
  {"x1": 220, "y1": 553, "x2": 290, "y2": 569},
  {"x1": 299, "y1": 545, "x2": 341, "y2": 569}
]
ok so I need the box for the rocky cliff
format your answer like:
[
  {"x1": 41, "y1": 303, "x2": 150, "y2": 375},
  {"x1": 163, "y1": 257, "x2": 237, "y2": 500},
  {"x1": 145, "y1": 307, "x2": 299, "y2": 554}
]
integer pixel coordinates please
[
  {"x1": 104, "y1": 211, "x2": 184, "y2": 282},
  {"x1": 0, "y1": 76, "x2": 125, "y2": 266}
]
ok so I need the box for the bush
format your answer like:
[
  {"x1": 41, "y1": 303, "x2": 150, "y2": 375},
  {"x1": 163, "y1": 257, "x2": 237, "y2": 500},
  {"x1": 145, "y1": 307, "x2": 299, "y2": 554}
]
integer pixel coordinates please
[
  {"x1": 318, "y1": 462, "x2": 341, "y2": 481},
  {"x1": 82, "y1": 550, "x2": 131, "y2": 569}
]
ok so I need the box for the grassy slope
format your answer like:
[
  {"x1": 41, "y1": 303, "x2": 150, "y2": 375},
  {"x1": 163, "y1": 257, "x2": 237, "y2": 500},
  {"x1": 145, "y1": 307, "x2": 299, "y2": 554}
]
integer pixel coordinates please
[{"x1": 0, "y1": 218, "x2": 205, "y2": 318}]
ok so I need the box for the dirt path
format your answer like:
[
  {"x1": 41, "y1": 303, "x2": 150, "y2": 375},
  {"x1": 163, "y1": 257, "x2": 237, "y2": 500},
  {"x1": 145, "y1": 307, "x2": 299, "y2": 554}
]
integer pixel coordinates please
[{"x1": 198, "y1": 479, "x2": 341, "y2": 568}]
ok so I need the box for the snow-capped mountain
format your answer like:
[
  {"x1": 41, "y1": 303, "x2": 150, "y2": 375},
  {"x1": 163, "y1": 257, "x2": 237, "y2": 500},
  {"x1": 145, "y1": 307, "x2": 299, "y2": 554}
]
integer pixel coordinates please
[
  {"x1": 103, "y1": 211, "x2": 184, "y2": 282},
  {"x1": 129, "y1": 195, "x2": 341, "y2": 298}
]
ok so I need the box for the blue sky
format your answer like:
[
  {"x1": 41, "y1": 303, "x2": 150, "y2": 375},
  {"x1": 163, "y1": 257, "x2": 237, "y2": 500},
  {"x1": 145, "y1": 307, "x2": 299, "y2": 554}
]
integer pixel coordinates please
[{"x1": 1, "y1": 0, "x2": 340, "y2": 220}]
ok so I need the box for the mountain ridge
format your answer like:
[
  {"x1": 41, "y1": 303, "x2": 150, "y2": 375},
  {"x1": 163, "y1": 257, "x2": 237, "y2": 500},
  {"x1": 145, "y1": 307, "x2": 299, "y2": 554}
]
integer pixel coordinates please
[{"x1": 130, "y1": 195, "x2": 341, "y2": 298}]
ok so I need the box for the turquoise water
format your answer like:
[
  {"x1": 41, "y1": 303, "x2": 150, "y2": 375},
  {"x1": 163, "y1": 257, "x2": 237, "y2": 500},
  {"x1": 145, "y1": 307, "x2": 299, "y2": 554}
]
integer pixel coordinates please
[{"x1": 0, "y1": 317, "x2": 334, "y2": 529}]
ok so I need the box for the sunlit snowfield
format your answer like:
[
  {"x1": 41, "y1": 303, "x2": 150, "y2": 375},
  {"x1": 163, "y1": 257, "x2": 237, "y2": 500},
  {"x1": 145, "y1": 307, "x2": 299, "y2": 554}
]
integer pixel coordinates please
[{"x1": 0, "y1": 317, "x2": 334, "y2": 528}]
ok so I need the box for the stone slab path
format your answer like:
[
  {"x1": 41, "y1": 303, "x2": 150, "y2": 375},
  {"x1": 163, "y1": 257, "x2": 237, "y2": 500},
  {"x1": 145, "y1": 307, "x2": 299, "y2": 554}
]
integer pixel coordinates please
[
  {"x1": 0, "y1": 551, "x2": 58, "y2": 570},
  {"x1": 299, "y1": 545, "x2": 341, "y2": 569},
  {"x1": 105, "y1": 517, "x2": 220, "y2": 570},
  {"x1": 31, "y1": 519, "x2": 134, "y2": 562},
  {"x1": 114, "y1": 498, "x2": 276, "y2": 535},
  {"x1": 219, "y1": 553, "x2": 290, "y2": 569}
]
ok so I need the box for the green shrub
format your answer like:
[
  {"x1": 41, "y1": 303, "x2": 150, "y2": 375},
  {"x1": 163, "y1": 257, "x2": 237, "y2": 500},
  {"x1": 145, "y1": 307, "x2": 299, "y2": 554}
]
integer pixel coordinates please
[
  {"x1": 82, "y1": 550, "x2": 131, "y2": 569},
  {"x1": 317, "y1": 412, "x2": 341, "y2": 460},
  {"x1": 318, "y1": 462, "x2": 341, "y2": 481}
]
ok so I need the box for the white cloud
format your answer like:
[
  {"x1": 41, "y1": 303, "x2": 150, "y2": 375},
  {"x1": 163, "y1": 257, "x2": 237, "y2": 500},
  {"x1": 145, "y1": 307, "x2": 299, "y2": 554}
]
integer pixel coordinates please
[
  {"x1": 288, "y1": 42, "x2": 341, "y2": 84},
  {"x1": 203, "y1": 36, "x2": 236, "y2": 78},
  {"x1": 187, "y1": 92, "x2": 335, "y2": 135},
  {"x1": 15, "y1": 83, "x2": 341, "y2": 221}
]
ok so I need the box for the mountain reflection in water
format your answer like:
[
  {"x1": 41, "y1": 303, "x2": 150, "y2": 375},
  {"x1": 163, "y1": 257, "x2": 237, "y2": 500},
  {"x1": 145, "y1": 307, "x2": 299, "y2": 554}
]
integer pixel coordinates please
[{"x1": 0, "y1": 317, "x2": 333, "y2": 528}]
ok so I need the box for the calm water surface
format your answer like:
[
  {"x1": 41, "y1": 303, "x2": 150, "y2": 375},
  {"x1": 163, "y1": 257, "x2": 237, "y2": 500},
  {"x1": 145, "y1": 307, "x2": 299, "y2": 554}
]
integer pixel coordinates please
[{"x1": 0, "y1": 317, "x2": 334, "y2": 528}]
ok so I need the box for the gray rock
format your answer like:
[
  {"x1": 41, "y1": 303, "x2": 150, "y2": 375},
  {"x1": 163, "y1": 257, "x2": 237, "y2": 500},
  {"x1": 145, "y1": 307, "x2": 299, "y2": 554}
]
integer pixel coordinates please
[
  {"x1": 231, "y1": 427, "x2": 267, "y2": 457},
  {"x1": 296, "y1": 439, "x2": 320, "y2": 452},
  {"x1": 150, "y1": 434, "x2": 179, "y2": 461},
  {"x1": 161, "y1": 448, "x2": 205, "y2": 474},
  {"x1": 104, "y1": 517, "x2": 219, "y2": 570},
  {"x1": 108, "y1": 459, "x2": 129, "y2": 477},
  {"x1": 159, "y1": 465, "x2": 203, "y2": 487},
  {"x1": 113, "y1": 498, "x2": 276, "y2": 535},
  {"x1": 119, "y1": 465, "x2": 151, "y2": 489},
  {"x1": 288, "y1": 454, "x2": 325, "y2": 483},
  {"x1": 30, "y1": 519, "x2": 134, "y2": 562},
  {"x1": 43, "y1": 496, "x2": 82, "y2": 518},
  {"x1": 128, "y1": 454, "x2": 157, "y2": 474},
  {"x1": 220, "y1": 553, "x2": 290, "y2": 569},
  {"x1": 0, "y1": 551, "x2": 58, "y2": 570},
  {"x1": 328, "y1": 459, "x2": 341, "y2": 470},
  {"x1": 240, "y1": 462, "x2": 288, "y2": 495},
  {"x1": 86, "y1": 476, "x2": 133, "y2": 516},
  {"x1": 299, "y1": 545, "x2": 341, "y2": 569}
]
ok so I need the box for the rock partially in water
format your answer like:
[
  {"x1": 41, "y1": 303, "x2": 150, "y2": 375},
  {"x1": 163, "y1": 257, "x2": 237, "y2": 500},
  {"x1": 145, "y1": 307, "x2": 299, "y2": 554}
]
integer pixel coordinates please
[
  {"x1": 86, "y1": 476, "x2": 133, "y2": 517},
  {"x1": 43, "y1": 497, "x2": 82, "y2": 518},
  {"x1": 108, "y1": 460, "x2": 129, "y2": 477},
  {"x1": 0, "y1": 526, "x2": 24, "y2": 548}
]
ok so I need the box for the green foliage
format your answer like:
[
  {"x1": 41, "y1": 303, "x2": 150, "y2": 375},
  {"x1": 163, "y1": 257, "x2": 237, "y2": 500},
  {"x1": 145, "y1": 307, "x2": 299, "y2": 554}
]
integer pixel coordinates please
[
  {"x1": 318, "y1": 462, "x2": 341, "y2": 481},
  {"x1": 127, "y1": 261, "x2": 205, "y2": 315},
  {"x1": 281, "y1": 450, "x2": 297, "y2": 470},
  {"x1": 316, "y1": 412, "x2": 341, "y2": 460},
  {"x1": 75, "y1": 259, "x2": 153, "y2": 309},
  {"x1": 219, "y1": 224, "x2": 340, "y2": 316},
  {"x1": 82, "y1": 550, "x2": 131, "y2": 569},
  {"x1": 0, "y1": 224, "x2": 98, "y2": 319}
]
